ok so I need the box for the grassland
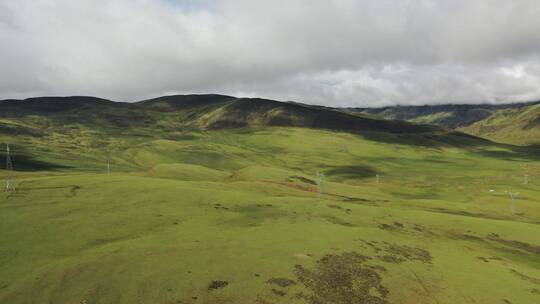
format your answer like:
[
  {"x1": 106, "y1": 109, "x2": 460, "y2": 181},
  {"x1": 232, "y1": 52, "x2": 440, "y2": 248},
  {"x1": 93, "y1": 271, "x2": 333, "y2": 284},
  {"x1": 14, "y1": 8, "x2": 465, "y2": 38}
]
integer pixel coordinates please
[{"x1": 1, "y1": 97, "x2": 539, "y2": 304}]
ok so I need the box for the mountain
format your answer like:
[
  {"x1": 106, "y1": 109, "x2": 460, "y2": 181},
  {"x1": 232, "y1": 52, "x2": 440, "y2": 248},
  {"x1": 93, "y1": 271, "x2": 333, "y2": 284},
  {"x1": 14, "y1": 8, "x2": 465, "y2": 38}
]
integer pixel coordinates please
[
  {"x1": 459, "y1": 103, "x2": 540, "y2": 145},
  {"x1": 4, "y1": 95, "x2": 539, "y2": 147},
  {"x1": 0, "y1": 94, "x2": 498, "y2": 172},
  {"x1": 0, "y1": 94, "x2": 439, "y2": 135},
  {"x1": 144, "y1": 96, "x2": 440, "y2": 133},
  {"x1": 348, "y1": 102, "x2": 540, "y2": 128}
]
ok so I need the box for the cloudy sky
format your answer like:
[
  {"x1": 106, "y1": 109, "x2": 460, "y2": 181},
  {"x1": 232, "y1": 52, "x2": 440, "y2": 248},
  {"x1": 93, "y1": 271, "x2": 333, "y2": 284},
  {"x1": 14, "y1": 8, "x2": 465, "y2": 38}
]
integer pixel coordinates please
[{"x1": 1, "y1": 0, "x2": 540, "y2": 107}]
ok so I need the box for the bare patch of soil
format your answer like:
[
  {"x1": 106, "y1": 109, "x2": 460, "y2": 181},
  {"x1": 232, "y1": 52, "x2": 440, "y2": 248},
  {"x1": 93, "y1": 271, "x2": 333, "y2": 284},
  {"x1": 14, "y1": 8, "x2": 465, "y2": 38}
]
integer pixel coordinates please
[
  {"x1": 378, "y1": 222, "x2": 403, "y2": 232},
  {"x1": 294, "y1": 252, "x2": 388, "y2": 304},
  {"x1": 271, "y1": 289, "x2": 287, "y2": 297},
  {"x1": 208, "y1": 280, "x2": 229, "y2": 291},
  {"x1": 213, "y1": 203, "x2": 229, "y2": 211},
  {"x1": 488, "y1": 234, "x2": 540, "y2": 255},
  {"x1": 328, "y1": 204, "x2": 352, "y2": 214},
  {"x1": 288, "y1": 176, "x2": 317, "y2": 185},
  {"x1": 386, "y1": 245, "x2": 432, "y2": 264},
  {"x1": 267, "y1": 278, "x2": 296, "y2": 288},
  {"x1": 378, "y1": 255, "x2": 405, "y2": 264}
]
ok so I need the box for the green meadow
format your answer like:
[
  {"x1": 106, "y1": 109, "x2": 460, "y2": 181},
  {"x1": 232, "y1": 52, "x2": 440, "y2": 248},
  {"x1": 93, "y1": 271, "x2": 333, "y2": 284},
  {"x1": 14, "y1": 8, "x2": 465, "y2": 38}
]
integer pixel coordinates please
[{"x1": 1, "y1": 124, "x2": 539, "y2": 304}]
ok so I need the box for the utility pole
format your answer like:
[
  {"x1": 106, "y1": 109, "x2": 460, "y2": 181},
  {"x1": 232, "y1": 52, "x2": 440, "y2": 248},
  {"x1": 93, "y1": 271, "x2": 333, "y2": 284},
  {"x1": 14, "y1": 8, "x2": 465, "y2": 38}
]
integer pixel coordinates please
[
  {"x1": 316, "y1": 172, "x2": 325, "y2": 198},
  {"x1": 506, "y1": 191, "x2": 520, "y2": 214},
  {"x1": 5, "y1": 144, "x2": 15, "y2": 191},
  {"x1": 107, "y1": 152, "x2": 111, "y2": 174}
]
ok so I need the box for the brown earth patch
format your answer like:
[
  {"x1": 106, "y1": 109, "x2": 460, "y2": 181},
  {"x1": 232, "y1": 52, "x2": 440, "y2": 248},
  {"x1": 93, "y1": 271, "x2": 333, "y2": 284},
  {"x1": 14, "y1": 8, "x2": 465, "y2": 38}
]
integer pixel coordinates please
[
  {"x1": 328, "y1": 204, "x2": 353, "y2": 214},
  {"x1": 213, "y1": 203, "x2": 229, "y2": 211},
  {"x1": 288, "y1": 176, "x2": 317, "y2": 185},
  {"x1": 294, "y1": 252, "x2": 388, "y2": 304},
  {"x1": 386, "y1": 245, "x2": 432, "y2": 264},
  {"x1": 208, "y1": 280, "x2": 229, "y2": 291},
  {"x1": 271, "y1": 289, "x2": 287, "y2": 297},
  {"x1": 487, "y1": 234, "x2": 540, "y2": 255},
  {"x1": 378, "y1": 222, "x2": 404, "y2": 232},
  {"x1": 267, "y1": 278, "x2": 296, "y2": 288},
  {"x1": 377, "y1": 255, "x2": 406, "y2": 264},
  {"x1": 413, "y1": 224, "x2": 425, "y2": 232}
]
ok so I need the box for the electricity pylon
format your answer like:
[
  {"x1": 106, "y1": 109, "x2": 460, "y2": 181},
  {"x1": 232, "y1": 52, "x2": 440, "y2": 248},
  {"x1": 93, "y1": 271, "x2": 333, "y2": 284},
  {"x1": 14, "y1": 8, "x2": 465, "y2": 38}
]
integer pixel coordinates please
[
  {"x1": 107, "y1": 152, "x2": 111, "y2": 174},
  {"x1": 316, "y1": 172, "x2": 325, "y2": 198},
  {"x1": 5, "y1": 144, "x2": 15, "y2": 191},
  {"x1": 506, "y1": 191, "x2": 519, "y2": 214}
]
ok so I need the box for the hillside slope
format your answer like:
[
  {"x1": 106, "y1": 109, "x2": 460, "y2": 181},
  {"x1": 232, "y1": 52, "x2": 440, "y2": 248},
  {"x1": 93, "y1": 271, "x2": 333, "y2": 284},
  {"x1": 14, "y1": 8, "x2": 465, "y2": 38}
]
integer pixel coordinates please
[
  {"x1": 460, "y1": 103, "x2": 540, "y2": 145},
  {"x1": 350, "y1": 102, "x2": 539, "y2": 128},
  {"x1": 0, "y1": 95, "x2": 440, "y2": 136},
  {"x1": 187, "y1": 98, "x2": 438, "y2": 133}
]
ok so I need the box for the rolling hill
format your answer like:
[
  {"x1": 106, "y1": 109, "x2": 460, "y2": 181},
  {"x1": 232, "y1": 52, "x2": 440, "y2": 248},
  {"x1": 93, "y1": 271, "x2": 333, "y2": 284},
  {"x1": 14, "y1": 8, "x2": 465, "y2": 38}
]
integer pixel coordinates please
[
  {"x1": 460, "y1": 103, "x2": 540, "y2": 145},
  {"x1": 349, "y1": 102, "x2": 539, "y2": 129},
  {"x1": 0, "y1": 95, "x2": 437, "y2": 134},
  {"x1": 348, "y1": 101, "x2": 540, "y2": 145}
]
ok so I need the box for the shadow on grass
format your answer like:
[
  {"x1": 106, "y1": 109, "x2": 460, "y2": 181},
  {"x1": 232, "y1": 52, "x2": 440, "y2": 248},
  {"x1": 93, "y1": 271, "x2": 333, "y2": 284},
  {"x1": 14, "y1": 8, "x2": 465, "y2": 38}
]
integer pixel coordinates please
[
  {"x1": 475, "y1": 144, "x2": 540, "y2": 162},
  {"x1": 360, "y1": 131, "x2": 540, "y2": 162},
  {"x1": 357, "y1": 131, "x2": 493, "y2": 149},
  {"x1": 0, "y1": 147, "x2": 72, "y2": 171},
  {"x1": 325, "y1": 165, "x2": 377, "y2": 179}
]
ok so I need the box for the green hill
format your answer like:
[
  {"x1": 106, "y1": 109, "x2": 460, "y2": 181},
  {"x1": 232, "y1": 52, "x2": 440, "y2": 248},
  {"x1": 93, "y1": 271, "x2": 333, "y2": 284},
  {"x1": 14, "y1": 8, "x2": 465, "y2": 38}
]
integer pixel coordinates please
[
  {"x1": 349, "y1": 102, "x2": 539, "y2": 129},
  {"x1": 0, "y1": 95, "x2": 539, "y2": 304},
  {"x1": 460, "y1": 103, "x2": 540, "y2": 145},
  {"x1": 0, "y1": 95, "x2": 438, "y2": 134}
]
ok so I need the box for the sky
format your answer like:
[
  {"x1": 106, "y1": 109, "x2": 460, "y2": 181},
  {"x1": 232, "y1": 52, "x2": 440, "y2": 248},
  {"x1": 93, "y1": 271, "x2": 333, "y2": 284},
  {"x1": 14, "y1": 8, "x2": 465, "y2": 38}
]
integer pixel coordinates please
[{"x1": 1, "y1": 0, "x2": 540, "y2": 107}]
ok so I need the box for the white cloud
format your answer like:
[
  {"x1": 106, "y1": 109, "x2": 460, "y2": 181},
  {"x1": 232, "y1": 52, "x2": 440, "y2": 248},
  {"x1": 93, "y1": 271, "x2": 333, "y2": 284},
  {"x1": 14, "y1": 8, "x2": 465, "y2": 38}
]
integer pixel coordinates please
[{"x1": 1, "y1": 0, "x2": 539, "y2": 106}]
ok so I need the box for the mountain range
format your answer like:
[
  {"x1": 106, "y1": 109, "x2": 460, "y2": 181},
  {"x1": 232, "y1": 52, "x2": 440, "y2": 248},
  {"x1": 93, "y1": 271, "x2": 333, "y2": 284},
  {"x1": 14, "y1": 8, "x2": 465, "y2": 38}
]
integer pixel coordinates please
[{"x1": 1, "y1": 94, "x2": 538, "y2": 145}]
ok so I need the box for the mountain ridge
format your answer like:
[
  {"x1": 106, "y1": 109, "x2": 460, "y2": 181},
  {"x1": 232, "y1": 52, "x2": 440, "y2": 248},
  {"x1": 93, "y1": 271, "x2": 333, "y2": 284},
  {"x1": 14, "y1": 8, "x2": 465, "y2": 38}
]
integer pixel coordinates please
[
  {"x1": 3, "y1": 94, "x2": 538, "y2": 144},
  {"x1": 347, "y1": 101, "x2": 540, "y2": 128},
  {"x1": 459, "y1": 103, "x2": 540, "y2": 145},
  {"x1": 0, "y1": 94, "x2": 439, "y2": 135}
]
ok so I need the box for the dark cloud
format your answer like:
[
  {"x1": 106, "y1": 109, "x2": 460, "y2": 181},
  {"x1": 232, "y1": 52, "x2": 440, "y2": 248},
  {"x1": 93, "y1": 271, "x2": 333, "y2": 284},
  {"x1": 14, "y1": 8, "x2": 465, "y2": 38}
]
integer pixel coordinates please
[{"x1": 1, "y1": 0, "x2": 539, "y2": 106}]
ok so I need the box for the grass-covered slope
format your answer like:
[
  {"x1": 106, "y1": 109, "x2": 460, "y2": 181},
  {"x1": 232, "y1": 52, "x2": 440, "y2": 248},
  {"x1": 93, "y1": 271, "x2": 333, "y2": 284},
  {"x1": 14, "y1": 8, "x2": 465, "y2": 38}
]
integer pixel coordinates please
[
  {"x1": 460, "y1": 103, "x2": 540, "y2": 145},
  {"x1": 0, "y1": 96, "x2": 539, "y2": 304},
  {"x1": 0, "y1": 95, "x2": 438, "y2": 135},
  {"x1": 350, "y1": 102, "x2": 539, "y2": 129},
  {"x1": 191, "y1": 98, "x2": 437, "y2": 133}
]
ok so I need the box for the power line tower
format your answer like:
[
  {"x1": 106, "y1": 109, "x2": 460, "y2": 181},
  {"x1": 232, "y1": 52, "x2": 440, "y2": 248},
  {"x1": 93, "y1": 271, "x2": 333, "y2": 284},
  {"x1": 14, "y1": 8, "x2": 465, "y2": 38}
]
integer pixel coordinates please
[
  {"x1": 5, "y1": 144, "x2": 15, "y2": 191},
  {"x1": 506, "y1": 190, "x2": 520, "y2": 214},
  {"x1": 106, "y1": 151, "x2": 111, "y2": 174},
  {"x1": 316, "y1": 172, "x2": 325, "y2": 198}
]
